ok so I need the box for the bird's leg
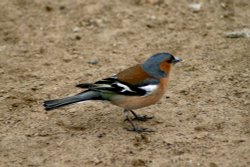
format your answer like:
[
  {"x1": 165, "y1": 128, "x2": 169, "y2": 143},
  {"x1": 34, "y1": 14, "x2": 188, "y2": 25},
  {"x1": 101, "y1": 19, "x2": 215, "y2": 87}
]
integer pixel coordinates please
[
  {"x1": 123, "y1": 109, "x2": 154, "y2": 133},
  {"x1": 129, "y1": 110, "x2": 154, "y2": 121}
]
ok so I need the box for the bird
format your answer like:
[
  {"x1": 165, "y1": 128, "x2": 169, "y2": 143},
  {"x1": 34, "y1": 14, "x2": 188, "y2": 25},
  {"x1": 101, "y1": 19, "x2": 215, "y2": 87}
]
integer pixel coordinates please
[{"x1": 43, "y1": 52, "x2": 182, "y2": 132}]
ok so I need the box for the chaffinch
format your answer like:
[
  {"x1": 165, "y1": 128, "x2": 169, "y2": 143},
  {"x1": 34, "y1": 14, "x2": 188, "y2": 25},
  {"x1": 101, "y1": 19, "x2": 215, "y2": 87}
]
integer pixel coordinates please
[{"x1": 44, "y1": 52, "x2": 182, "y2": 132}]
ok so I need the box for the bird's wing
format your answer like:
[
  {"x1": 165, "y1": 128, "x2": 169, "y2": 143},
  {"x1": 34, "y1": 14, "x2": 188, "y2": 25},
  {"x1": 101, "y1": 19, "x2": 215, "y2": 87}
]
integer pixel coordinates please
[
  {"x1": 76, "y1": 64, "x2": 160, "y2": 96},
  {"x1": 77, "y1": 76, "x2": 159, "y2": 96}
]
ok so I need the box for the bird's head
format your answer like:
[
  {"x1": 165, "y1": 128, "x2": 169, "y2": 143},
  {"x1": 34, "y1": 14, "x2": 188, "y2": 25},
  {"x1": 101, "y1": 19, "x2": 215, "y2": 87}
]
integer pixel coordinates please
[{"x1": 141, "y1": 52, "x2": 182, "y2": 78}]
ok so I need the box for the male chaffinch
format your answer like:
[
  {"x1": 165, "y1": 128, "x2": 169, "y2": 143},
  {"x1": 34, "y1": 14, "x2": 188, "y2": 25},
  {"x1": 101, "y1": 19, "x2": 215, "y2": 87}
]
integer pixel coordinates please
[{"x1": 44, "y1": 52, "x2": 182, "y2": 132}]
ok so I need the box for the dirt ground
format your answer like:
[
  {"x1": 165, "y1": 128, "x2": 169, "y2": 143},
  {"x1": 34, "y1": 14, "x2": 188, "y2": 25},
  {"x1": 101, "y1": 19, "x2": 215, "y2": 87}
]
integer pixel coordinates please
[{"x1": 0, "y1": 0, "x2": 249, "y2": 166}]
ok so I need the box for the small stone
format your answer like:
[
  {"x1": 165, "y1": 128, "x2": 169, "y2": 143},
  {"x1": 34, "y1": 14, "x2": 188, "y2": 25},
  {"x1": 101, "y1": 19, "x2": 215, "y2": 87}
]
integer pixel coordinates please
[
  {"x1": 87, "y1": 60, "x2": 99, "y2": 65},
  {"x1": 225, "y1": 29, "x2": 250, "y2": 38},
  {"x1": 75, "y1": 35, "x2": 81, "y2": 40},
  {"x1": 63, "y1": 58, "x2": 71, "y2": 63},
  {"x1": 72, "y1": 27, "x2": 80, "y2": 32},
  {"x1": 59, "y1": 6, "x2": 65, "y2": 10},
  {"x1": 149, "y1": 15, "x2": 156, "y2": 20},
  {"x1": 45, "y1": 5, "x2": 53, "y2": 12},
  {"x1": 168, "y1": 24, "x2": 175, "y2": 30},
  {"x1": 31, "y1": 87, "x2": 38, "y2": 91},
  {"x1": 131, "y1": 159, "x2": 146, "y2": 166},
  {"x1": 220, "y1": 3, "x2": 227, "y2": 9},
  {"x1": 188, "y1": 3, "x2": 202, "y2": 12},
  {"x1": 180, "y1": 90, "x2": 189, "y2": 95},
  {"x1": 11, "y1": 103, "x2": 19, "y2": 108},
  {"x1": 97, "y1": 133, "x2": 106, "y2": 138},
  {"x1": 206, "y1": 23, "x2": 212, "y2": 29},
  {"x1": 92, "y1": 157, "x2": 102, "y2": 165}
]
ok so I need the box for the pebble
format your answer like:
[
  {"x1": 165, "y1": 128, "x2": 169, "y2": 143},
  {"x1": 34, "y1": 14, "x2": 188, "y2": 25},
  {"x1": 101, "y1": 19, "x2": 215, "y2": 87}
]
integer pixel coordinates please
[
  {"x1": 75, "y1": 35, "x2": 81, "y2": 40},
  {"x1": 188, "y1": 3, "x2": 202, "y2": 12},
  {"x1": 45, "y1": 5, "x2": 53, "y2": 12},
  {"x1": 87, "y1": 60, "x2": 99, "y2": 65},
  {"x1": 72, "y1": 27, "x2": 80, "y2": 32},
  {"x1": 225, "y1": 29, "x2": 250, "y2": 38}
]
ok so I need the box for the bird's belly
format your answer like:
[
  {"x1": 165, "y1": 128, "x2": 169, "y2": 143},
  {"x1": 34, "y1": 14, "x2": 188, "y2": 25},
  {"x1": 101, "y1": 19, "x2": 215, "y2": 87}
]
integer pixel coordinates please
[{"x1": 110, "y1": 92, "x2": 164, "y2": 110}]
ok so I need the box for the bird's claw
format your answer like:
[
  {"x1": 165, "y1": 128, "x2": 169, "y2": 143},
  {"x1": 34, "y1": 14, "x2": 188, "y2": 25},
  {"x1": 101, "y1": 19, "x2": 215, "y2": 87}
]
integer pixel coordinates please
[
  {"x1": 126, "y1": 127, "x2": 154, "y2": 133},
  {"x1": 132, "y1": 115, "x2": 154, "y2": 121},
  {"x1": 124, "y1": 118, "x2": 129, "y2": 122},
  {"x1": 124, "y1": 115, "x2": 153, "y2": 122}
]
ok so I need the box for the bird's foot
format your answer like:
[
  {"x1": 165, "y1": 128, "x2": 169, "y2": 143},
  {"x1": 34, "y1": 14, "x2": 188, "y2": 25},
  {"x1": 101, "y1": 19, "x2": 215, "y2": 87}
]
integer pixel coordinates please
[
  {"x1": 132, "y1": 115, "x2": 154, "y2": 121},
  {"x1": 124, "y1": 115, "x2": 153, "y2": 122},
  {"x1": 126, "y1": 127, "x2": 155, "y2": 133},
  {"x1": 123, "y1": 109, "x2": 154, "y2": 133},
  {"x1": 129, "y1": 110, "x2": 153, "y2": 122}
]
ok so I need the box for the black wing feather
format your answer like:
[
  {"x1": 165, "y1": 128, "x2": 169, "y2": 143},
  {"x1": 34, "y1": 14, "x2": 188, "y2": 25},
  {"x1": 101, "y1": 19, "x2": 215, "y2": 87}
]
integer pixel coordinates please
[{"x1": 76, "y1": 76, "x2": 159, "y2": 96}]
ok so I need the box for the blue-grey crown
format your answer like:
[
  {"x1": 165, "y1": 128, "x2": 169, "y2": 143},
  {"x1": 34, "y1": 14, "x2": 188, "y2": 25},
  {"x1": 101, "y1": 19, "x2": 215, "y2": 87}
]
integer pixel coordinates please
[{"x1": 141, "y1": 52, "x2": 173, "y2": 78}]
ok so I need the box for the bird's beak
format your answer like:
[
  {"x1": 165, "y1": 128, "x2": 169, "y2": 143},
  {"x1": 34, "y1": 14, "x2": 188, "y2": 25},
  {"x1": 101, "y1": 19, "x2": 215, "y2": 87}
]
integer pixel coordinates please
[{"x1": 173, "y1": 56, "x2": 182, "y2": 64}]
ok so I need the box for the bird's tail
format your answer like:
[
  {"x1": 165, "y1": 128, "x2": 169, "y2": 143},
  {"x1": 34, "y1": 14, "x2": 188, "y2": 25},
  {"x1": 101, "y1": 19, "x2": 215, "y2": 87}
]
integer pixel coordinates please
[{"x1": 43, "y1": 91, "x2": 101, "y2": 111}]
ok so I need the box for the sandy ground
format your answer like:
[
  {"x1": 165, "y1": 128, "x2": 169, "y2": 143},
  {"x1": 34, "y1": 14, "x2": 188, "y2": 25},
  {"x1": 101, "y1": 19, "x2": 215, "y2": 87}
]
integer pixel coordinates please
[{"x1": 0, "y1": 0, "x2": 250, "y2": 167}]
